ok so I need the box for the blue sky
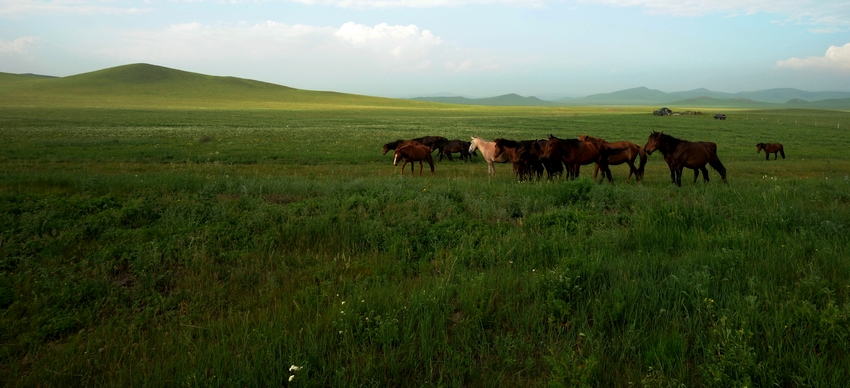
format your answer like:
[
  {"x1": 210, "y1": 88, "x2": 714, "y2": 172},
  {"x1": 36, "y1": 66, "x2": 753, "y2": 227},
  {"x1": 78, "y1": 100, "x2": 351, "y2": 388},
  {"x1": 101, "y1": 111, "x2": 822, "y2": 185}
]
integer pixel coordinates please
[{"x1": 1, "y1": 0, "x2": 849, "y2": 98}]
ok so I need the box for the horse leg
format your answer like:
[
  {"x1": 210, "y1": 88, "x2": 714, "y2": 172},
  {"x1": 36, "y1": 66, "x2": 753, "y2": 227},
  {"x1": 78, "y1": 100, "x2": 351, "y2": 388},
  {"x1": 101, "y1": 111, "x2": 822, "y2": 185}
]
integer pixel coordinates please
[
  {"x1": 675, "y1": 169, "x2": 683, "y2": 187},
  {"x1": 700, "y1": 166, "x2": 710, "y2": 183},
  {"x1": 693, "y1": 168, "x2": 699, "y2": 183},
  {"x1": 448, "y1": 152, "x2": 454, "y2": 162},
  {"x1": 428, "y1": 156, "x2": 435, "y2": 174},
  {"x1": 593, "y1": 164, "x2": 600, "y2": 182},
  {"x1": 602, "y1": 165, "x2": 614, "y2": 183},
  {"x1": 400, "y1": 160, "x2": 409, "y2": 175},
  {"x1": 418, "y1": 160, "x2": 424, "y2": 176}
]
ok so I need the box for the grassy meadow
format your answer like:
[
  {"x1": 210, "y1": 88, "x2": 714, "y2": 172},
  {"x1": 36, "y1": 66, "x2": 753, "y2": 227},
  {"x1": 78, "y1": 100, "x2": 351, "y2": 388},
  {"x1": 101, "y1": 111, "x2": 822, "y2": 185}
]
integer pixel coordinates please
[{"x1": 2, "y1": 90, "x2": 850, "y2": 386}]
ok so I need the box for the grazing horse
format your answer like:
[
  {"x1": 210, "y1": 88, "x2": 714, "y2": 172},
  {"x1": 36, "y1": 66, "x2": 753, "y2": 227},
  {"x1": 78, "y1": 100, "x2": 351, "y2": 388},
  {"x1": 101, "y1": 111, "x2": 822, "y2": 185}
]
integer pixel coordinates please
[
  {"x1": 493, "y1": 139, "x2": 544, "y2": 181},
  {"x1": 393, "y1": 143, "x2": 435, "y2": 176},
  {"x1": 578, "y1": 135, "x2": 647, "y2": 182},
  {"x1": 541, "y1": 135, "x2": 621, "y2": 183},
  {"x1": 644, "y1": 131, "x2": 727, "y2": 186},
  {"x1": 434, "y1": 139, "x2": 474, "y2": 162},
  {"x1": 469, "y1": 136, "x2": 511, "y2": 177},
  {"x1": 757, "y1": 142, "x2": 785, "y2": 160}
]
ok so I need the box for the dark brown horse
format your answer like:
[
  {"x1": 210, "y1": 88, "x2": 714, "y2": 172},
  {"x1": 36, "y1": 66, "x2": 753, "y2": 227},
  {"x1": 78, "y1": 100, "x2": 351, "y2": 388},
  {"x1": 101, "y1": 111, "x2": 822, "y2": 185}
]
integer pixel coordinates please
[
  {"x1": 412, "y1": 136, "x2": 448, "y2": 151},
  {"x1": 393, "y1": 143, "x2": 435, "y2": 176},
  {"x1": 536, "y1": 140, "x2": 563, "y2": 179},
  {"x1": 578, "y1": 135, "x2": 647, "y2": 182},
  {"x1": 494, "y1": 139, "x2": 544, "y2": 181},
  {"x1": 541, "y1": 135, "x2": 621, "y2": 183},
  {"x1": 383, "y1": 139, "x2": 410, "y2": 155},
  {"x1": 757, "y1": 142, "x2": 785, "y2": 160},
  {"x1": 434, "y1": 139, "x2": 474, "y2": 161},
  {"x1": 644, "y1": 131, "x2": 726, "y2": 186}
]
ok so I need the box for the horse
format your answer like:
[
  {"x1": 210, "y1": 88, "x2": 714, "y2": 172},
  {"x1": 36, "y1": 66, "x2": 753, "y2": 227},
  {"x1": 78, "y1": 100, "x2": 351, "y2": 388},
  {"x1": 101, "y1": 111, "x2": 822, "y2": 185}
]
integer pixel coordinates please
[
  {"x1": 393, "y1": 143, "x2": 435, "y2": 176},
  {"x1": 757, "y1": 142, "x2": 785, "y2": 160},
  {"x1": 541, "y1": 135, "x2": 621, "y2": 183},
  {"x1": 578, "y1": 135, "x2": 647, "y2": 182},
  {"x1": 411, "y1": 136, "x2": 448, "y2": 152},
  {"x1": 536, "y1": 139, "x2": 564, "y2": 179},
  {"x1": 644, "y1": 131, "x2": 727, "y2": 186},
  {"x1": 469, "y1": 136, "x2": 510, "y2": 177},
  {"x1": 383, "y1": 139, "x2": 410, "y2": 155},
  {"x1": 493, "y1": 139, "x2": 544, "y2": 181},
  {"x1": 434, "y1": 139, "x2": 474, "y2": 162}
]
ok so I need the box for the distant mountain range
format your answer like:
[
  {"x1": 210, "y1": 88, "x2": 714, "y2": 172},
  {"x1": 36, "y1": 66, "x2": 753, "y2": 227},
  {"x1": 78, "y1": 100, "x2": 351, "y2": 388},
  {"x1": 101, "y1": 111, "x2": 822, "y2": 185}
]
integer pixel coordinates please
[
  {"x1": 2, "y1": 63, "x2": 848, "y2": 110},
  {"x1": 414, "y1": 86, "x2": 850, "y2": 109}
]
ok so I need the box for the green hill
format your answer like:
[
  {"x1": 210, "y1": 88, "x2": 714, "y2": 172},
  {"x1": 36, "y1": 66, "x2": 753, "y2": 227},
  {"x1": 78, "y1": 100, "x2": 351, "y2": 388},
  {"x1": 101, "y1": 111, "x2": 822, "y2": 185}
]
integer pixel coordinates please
[{"x1": 0, "y1": 63, "x2": 414, "y2": 109}]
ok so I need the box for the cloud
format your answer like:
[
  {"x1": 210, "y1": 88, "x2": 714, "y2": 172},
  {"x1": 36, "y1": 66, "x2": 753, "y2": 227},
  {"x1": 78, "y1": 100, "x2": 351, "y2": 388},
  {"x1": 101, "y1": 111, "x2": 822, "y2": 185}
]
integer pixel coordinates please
[
  {"x1": 280, "y1": 0, "x2": 547, "y2": 8},
  {"x1": 581, "y1": 0, "x2": 850, "y2": 27},
  {"x1": 0, "y1": 0, "x2": 150, "y2": 17},
  {"x1": 96, "y1": 21, "x2": 499, "y2": 76},
  {"x1": 0, "y1": 36, "x2": 39, "y2": 54},
  {"x1": 776, "y1": 43, "x2": 850, "y2": 72},
  {"x1": 335, "y1": 22, "x2": 442, "y2": 59}
]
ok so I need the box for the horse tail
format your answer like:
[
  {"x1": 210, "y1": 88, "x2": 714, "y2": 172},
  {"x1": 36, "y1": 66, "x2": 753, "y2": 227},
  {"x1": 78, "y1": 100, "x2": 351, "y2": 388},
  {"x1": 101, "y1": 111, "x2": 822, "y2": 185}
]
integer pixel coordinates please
[
  {"x1": 780, "y1": 146, "x2": 785, "y2": 159},
  {"x1": 637, "y1": 146, "x2": 647, "y2": 180}
]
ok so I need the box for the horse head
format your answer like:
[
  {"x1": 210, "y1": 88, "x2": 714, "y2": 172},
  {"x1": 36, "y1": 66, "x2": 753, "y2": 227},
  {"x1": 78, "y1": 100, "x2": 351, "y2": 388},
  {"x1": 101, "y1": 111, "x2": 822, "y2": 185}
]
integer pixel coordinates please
[
  {"x1": 644, "y1": 131, "x2": 664, "y2": 155},
  {"x1": 756, "y1": 143, "x2": 764, "y2": 153}
]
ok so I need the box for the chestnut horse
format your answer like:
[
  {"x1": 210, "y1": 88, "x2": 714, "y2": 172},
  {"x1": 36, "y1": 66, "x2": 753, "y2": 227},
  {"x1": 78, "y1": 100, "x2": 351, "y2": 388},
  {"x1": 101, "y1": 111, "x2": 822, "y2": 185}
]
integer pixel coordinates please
[
  {"x1": 757, "y1": 142, "x2": 785, "y2": 160},
  {"x1": 578, "y1": 135, "x2": 647, "y2": 182},
  {"x1": 469, "y1": 136, "x2": 510, "y2": 177},
  {"x1": 644, "y1": 131, "x2": 726, "y2": 186},
  {"x1": 541, "y1": 135, "x2": 621, "y2": 183},
  {"x1": 393, "y1": 143, "x2": 435, "y2": 176}
]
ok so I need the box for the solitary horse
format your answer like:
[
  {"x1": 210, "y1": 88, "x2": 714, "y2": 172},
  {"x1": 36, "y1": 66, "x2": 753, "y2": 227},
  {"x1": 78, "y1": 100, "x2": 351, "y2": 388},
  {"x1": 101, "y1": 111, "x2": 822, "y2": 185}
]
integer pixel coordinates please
[
  {"x1": 469, "y1": 136, "x2": 510, "y2": 177},
  {"x1": 578, "y1": 135, "x2": 647, "y2": 182},
  {"x1": 644, "y1": 131, "x2": 726, "y2": 186},
  {"x1": 393, "y1": 143, "x2": 435, "y2": 176},
  {"x1": 542, "y1": 135, "x2": 621, "y2": 183},
  {"x1": 757, "y1": 142, "x2": 785, "y2": 160}
]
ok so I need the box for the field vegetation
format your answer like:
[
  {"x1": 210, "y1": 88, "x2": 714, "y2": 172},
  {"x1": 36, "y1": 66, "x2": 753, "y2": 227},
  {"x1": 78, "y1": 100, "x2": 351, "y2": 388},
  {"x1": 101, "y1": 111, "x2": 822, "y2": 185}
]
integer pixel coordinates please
[{"x1": 1, "y1": 65, "x2": 850, "y2": 386}]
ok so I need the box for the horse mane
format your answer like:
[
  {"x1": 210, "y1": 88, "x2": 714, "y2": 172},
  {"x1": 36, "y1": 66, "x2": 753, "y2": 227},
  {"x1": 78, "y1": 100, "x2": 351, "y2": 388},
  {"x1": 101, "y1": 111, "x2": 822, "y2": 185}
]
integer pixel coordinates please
[
  {"x1": 494, "y1": 138, "x2": 520, "y2": 148},
  {"x1": 579, "y1": 134, "x2": 606, "y2": 143}
]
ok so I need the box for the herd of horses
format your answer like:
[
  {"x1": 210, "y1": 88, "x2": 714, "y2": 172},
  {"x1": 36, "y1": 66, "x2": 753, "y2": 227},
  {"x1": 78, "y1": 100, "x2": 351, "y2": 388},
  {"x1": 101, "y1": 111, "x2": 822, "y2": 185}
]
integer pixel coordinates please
[{"x1": 383, "y1": 133, "x2": 784, "y2": 187}]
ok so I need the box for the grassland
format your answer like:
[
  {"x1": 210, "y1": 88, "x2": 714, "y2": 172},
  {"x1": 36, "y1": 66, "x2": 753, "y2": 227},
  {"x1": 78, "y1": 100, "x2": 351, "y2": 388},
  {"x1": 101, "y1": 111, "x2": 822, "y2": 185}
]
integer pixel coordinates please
[{"x1": 2, "y1": 67, "x2": 850, "y2": 387}]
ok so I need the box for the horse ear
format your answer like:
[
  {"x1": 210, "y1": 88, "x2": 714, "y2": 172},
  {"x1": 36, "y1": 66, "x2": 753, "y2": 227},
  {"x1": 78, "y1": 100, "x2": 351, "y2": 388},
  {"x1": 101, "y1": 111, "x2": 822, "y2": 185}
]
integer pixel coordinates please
[{"x1": 548, "y1": 134, "x2": 553, "y2": 139}]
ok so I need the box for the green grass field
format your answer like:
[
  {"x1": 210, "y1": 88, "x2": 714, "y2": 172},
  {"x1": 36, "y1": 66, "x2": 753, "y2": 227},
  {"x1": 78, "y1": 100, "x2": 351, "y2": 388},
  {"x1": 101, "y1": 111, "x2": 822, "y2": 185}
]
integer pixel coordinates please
[{"x1": 2, "y1": 66, "x2": 850, "y2": 386}]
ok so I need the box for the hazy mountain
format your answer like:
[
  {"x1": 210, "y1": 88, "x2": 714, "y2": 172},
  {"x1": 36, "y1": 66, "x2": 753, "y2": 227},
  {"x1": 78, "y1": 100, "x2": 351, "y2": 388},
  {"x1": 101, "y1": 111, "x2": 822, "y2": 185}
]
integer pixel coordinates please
[{"x1": 412, "y1": 93, "x2": 556, "y2": 106}]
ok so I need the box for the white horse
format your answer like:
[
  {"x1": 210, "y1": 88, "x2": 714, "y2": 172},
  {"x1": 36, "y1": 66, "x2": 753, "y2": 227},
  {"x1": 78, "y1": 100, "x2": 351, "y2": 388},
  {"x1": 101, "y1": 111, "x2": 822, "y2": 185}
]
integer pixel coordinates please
[{"x1": 469, "y1": 136, "x2": 510, "y2": 177}]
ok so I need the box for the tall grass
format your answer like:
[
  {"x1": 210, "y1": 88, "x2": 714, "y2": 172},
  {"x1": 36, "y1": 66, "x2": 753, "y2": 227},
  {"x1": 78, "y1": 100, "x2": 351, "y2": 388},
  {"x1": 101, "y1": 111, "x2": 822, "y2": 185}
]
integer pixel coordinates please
[{"x1": 1, "y1": 106, "x2": 850, "y2": 386}]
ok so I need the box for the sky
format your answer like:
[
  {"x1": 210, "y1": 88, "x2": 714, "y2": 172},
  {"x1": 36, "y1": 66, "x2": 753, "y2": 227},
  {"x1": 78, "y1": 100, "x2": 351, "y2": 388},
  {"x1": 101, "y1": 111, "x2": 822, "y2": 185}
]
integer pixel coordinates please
[{"x1": 1, "y1": 0, "x2": 849, "y2": 98}]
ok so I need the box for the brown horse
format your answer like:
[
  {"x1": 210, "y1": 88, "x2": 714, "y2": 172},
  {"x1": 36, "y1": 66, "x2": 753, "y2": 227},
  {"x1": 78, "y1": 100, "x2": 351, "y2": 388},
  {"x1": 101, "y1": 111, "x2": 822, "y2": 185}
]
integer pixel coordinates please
[
  {"x1": 757, "y1": 142, "x2": 785, "y2": 160},
  {"x1": 494, "y1": 139, "x2": 544, "y2": 181},
  {"x1": 644, "y1": 131, "x2": 726, "y2": 186},
  {"x1": 383, "y1": 139, "x2": 410, "y2": 155},
  {"x1": 434, "y1": 139, "x2": 474, "y2": 161},
  {"x1": 412, "y1": 136, "x2": 448, "y2": 151},
  {"x1": 393, "y1": 143, "x2": 435, "y2": 176},
  {"x1": 578, "y1": 135, "x2": 647, "y2": 182},
  {"x1": 542, "y1": 135, "x2": 621, "y2": 183},
  {"x1": 536, "y1": 139, "x2": 564, "y2": 179}
]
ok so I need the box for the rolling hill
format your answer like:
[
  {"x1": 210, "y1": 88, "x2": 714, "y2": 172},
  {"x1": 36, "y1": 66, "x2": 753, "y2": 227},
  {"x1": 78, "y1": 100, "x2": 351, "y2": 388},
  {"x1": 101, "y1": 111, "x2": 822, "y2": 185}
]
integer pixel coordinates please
[{"x1": 0, "y1": 63, "x2": 416, "y2": 109}]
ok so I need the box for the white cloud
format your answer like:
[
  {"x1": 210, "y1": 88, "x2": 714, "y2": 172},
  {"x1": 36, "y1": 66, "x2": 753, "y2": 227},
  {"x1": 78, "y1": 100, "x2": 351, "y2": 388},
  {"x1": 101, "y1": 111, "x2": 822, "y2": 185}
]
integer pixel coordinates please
[
  {"x1": 581, "y1": 0, "x2": 850, "y2": 27},
  {"x1": 335, "y1": 22, "x2": 442, "y2": 59},
  {"x1": 0, "y1": 36, "x2": 38, "y2": 54},
  {"x1": 282, "y1": 0, "x2": 547, "y2": 8},
  {"x1": 776, "y1": 43, "x2": 850, "y2": 72},
  {"x1": 0, "y1": 0, "x2": 149, "y2": 17}
]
